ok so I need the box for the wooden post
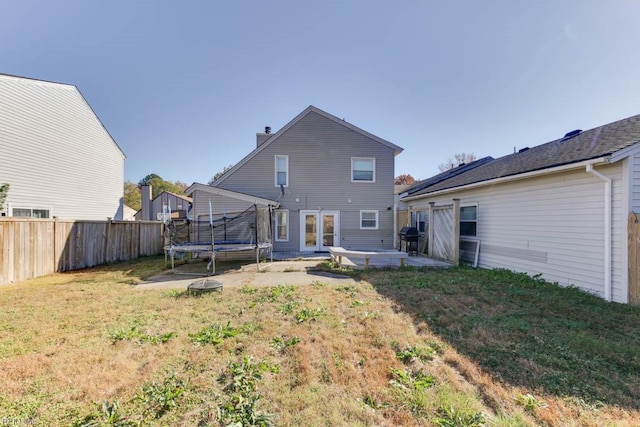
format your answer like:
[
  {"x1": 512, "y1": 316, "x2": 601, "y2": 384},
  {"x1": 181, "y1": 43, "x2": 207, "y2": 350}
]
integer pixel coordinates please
[
  {"x1": 53, "y1": 217, "x2": 59, "y2": 272},
  {"x1": 428, "y1": 202, "x2": 435, "y2": 257},
  {"x1": 104, "y1": 218, "x2": 112, "y2": 264},
  {"x1": 452, "y1": 198, "x2": 460, "y2": 266},
  {"x1": 629, "y1": 212, "x2": 640, "y2": 305},
  {"x1": 138, "y1": 221, "x2": 142, "y2": 258}
]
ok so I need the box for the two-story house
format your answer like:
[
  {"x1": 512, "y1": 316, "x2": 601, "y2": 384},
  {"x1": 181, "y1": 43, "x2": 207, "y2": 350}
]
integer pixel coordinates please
[
  {"x1": 187, "y1": 105, "x2": 403, "y2": 252},
  {"x1": 0, "y1": 73, "x2": 126, "y2": 220}
]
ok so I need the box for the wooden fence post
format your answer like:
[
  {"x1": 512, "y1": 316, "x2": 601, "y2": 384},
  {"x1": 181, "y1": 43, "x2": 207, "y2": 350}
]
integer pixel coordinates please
[
  {"x1": 428, "y1": 202, "x2": 435, "y2": 257},
  {"x1": 452, "y1": 198, "x2": 460, "y2": 266},
  {"x1": 629, "y1": 212, "x2": 639, "y2": 305},
  {"x1": 53, "y1": 217, "x2": 59, "y2": 272},
  {"x1": 104, "y1": 218, "x2": 112, "y2": 264}
]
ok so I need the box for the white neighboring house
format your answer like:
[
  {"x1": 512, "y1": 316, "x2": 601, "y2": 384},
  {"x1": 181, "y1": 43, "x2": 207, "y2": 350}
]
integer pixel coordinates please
[
  {"x1": 400, "y1": 114, "x2": 640, "y2": 304},
  {"x1": 0, "y1": 74, "x2": 126, "y2": 220}
]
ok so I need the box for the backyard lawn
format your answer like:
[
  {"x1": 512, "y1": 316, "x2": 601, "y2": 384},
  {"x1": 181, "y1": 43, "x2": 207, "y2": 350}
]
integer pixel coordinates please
[{"x1": 0, "y1": 256, "x2": 639, "y2": 426}]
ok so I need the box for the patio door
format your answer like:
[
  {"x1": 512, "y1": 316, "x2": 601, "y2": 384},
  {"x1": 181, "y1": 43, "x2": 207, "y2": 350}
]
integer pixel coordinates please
[{"x1": 300, "y1": 210, "x2": 340, "y2": 251}]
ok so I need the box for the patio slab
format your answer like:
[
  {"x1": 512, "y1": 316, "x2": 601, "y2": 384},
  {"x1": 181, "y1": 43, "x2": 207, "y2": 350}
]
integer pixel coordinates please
[{"x1": 134, "y1": 253, "x2": 451, "y2": 291}]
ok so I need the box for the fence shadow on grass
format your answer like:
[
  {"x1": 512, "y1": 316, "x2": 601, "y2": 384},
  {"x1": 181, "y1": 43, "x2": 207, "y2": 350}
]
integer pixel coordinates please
[{"x1": 358, "y1": 266, "x2": 640, "y2": 411}]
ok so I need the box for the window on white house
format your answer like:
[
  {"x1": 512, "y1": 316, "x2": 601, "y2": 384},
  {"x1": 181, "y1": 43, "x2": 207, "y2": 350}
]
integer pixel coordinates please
[
  {"x1": 413, "y1": 210, "x2": 428, "y2": 233},
  {"x1": 352, "y1": 158, "x2": 375, "y2": 182},
  {"x1": 275, "y1": 155, "x2": 289, "y2": 187},
  {"x1": 275, "y1": 210, "x2": 289, "y2": 241},
  {"x1": 360, "y1": 210, "x2": 378, "y2": 229},
  {"x1": 460, "y1": 205, "x2": 477, "y2": 237},
  {"x1": 12, "y1": 207, "x2": 50, "y2": 218}
]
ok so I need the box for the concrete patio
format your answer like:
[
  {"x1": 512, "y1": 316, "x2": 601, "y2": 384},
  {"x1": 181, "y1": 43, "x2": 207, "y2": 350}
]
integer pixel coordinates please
[{"x1": 135, "y1": 251, "x2": 451, "y2": 291}]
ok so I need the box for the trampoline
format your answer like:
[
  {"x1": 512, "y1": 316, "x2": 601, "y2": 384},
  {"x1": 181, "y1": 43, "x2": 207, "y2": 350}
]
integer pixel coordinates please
[{"x1": 163, "y1": 204, "x2": 273, "y2": 276}]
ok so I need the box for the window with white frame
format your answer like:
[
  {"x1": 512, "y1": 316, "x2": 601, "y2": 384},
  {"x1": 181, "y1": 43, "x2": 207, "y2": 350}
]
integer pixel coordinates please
[
  {"x1": 12, "y1": 207, "x2": 50, "y2": 218},
  {"x1": 275, "y1": 155, "x2": 289, "y2": 187},
  {"x1": 412, "y1": 210, "x2": 428, "y2": 233},
  {"x1": 360, "y1": 210, "x2": 378, "y2": 229},
  {"x1": 460, "y1": 205, "x2": 477, "y2": 237},
  {"x1": 275, "y1": 209, "x2": 289, "y2": 241},
  {"x1": 351, "y1": 157, "x2": 375, "y2": 182}
]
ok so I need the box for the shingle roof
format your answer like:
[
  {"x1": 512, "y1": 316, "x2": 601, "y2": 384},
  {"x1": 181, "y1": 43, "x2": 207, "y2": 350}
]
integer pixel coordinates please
[
  {"x1": 404, "y1": 113, "x2": 640, "y2": 198},
  {"x1": 405, "y1": 156, "x2": 494, "y2": 196}
]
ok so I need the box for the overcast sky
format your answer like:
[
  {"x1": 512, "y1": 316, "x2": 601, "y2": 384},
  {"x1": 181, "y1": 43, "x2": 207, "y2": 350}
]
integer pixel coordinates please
[{"x1": 2, "y1": 1, "x2": 640, "y2": 184}]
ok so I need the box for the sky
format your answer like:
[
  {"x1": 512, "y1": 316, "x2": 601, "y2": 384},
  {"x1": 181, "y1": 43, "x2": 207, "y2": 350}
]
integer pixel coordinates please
[{"x1": 2, "y1": 1, "x2": 640, "y2": 185}]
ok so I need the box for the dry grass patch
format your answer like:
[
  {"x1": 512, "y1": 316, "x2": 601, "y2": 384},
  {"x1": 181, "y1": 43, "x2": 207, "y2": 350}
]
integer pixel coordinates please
[{"x1": 7, "y1": 257, "x2": 635, "y2": 425}]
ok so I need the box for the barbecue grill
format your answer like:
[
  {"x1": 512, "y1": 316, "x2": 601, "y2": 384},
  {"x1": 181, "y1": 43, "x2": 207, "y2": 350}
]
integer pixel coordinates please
[{"x1": 399, "y1": 226, "x2": 419, "y2": 254}]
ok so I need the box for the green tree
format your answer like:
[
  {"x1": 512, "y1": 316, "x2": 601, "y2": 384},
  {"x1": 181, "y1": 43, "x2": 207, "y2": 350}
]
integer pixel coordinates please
[
  {"x1": 208, "y1": 165, "x2": 234, "y2": 185},
  {"x1": 138, "y1": 174, "x2": 186, "y2": 199},
  {"x1": 0, "y1": 183, "x2": 9, "y2": 211},
  {"x1": 123, "y1": 181, "x2": 141, "y2": 211}
]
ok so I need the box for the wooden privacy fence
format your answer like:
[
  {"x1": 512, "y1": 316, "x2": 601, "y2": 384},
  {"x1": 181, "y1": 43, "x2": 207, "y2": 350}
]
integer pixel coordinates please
[{"x1": 0, "y1": 218, "x2": 164, "y2": 285}]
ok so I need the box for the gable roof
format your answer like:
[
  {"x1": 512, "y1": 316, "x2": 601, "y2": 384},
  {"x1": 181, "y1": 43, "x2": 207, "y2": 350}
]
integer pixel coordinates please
[
  {"x1": 213, "y1": 105, "x2": 403, "y2": 186},
  {"x1": 402, "y1": 113, "x2": 640, "y2": 199},
  {"x1": 156, "y1": 191, "x2": 192, "y2": 203},
  {"x1": 185, "y1": 183, "x2": 278, "y2": 207},
  {"x1": 0, "y1": 73, "x2": 126, "y2": 159}
]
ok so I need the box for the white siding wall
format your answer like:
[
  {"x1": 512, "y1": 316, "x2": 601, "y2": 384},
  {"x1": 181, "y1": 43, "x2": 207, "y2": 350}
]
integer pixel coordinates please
[
  {"x1": 0, "y1": 76, "x2": 125, "y2": 220},
  {"x1": 406, "y1": 164, "x2": 627, "y2": 303}
]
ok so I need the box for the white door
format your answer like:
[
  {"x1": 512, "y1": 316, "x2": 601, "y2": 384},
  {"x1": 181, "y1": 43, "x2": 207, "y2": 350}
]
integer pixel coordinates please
[{"x1": 300, "y1": 210, "x2": 340, "y2": 251}]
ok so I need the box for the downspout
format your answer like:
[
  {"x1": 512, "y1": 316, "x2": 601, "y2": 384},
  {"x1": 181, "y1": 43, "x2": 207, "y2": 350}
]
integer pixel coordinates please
[{"x1": 586, "y1": 164, "x2": 612, "y2": 301}]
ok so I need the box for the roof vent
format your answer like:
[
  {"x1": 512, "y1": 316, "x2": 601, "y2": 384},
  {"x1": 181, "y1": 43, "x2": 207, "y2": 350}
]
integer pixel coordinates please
[
  {"x1": 518, "y1": 147, "x2": 529, "y2": 153},
  {"x1": 265, "y1": 126, "x2": 271, "y2": 134},
  {"x1": 561, "y1": 129, "x2": 582, "y2": 141}
]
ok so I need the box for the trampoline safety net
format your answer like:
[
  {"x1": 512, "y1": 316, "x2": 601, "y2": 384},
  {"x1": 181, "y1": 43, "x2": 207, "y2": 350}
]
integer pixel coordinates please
[{"x1": 163, "y1": 204, "x2": 273, "y2": 275}]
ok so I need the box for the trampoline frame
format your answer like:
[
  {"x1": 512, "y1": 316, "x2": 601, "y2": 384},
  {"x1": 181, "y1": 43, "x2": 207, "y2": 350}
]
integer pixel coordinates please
[{"x1": 163, "y1": 203, "x2": 274, "y2": 276}]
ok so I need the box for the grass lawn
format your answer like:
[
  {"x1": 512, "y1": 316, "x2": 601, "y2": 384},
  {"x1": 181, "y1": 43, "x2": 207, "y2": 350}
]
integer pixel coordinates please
[{"x1": 0, "y1": 256, "x2": 639, "y2": 426}]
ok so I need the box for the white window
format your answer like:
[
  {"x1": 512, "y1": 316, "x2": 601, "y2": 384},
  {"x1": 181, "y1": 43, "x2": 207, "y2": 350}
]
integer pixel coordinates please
[
  {"x1": 275, "y1": 209, "x2": 289, "y2": 241},
  {"x1": 460, "y1": 205, "x2": 477, "y2": 237},
  {"x1": 11, "y1": 207, "x2": 50, "y2": 218},
  {"x1": 352, "y1": 157, "x2": 375, "y2": 182},
  {"x1": 360, "y1": 210, "x2": 378, "y2": 229},
  {"x1": 412, "y1": 210, "x2": 428, "y2": 233},
  {"x1": 275, "y1": 155, "x2": 289, "y2": 187}
]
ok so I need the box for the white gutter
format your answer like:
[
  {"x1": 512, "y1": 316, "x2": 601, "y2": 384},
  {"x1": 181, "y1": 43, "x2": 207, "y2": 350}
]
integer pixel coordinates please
[
  {"x1": 586, "y1": 164, "x2": 612, "y2": 302},
  {"x1": 402, "y1": 157, "x2": 611, "y2": 201}
]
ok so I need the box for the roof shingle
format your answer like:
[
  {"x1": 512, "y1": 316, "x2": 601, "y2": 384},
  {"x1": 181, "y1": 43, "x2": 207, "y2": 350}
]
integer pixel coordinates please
[{"x1": 404, "y1": 113, "x2": 640, "y2": 198}]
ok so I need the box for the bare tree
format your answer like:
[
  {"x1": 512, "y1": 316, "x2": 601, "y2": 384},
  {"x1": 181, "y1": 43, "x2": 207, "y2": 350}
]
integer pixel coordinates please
[{"x1": 438, "y1": 152, "x2": 477, "y2": 172}]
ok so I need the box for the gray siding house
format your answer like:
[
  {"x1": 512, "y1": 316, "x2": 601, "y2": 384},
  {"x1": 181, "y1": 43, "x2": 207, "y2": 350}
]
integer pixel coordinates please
[
  {"x1": 400, "y1": 114, "x2": 640, "y2": 304},
  {"x1": 136, "y1": 186, "x2": 193, "y2": 221},
  {"x1": 0, "y1": 74, "x2": 125, "y2": 220},
  {"x1": 206, "y1": 105, "x2": 403, "y2": 252}
]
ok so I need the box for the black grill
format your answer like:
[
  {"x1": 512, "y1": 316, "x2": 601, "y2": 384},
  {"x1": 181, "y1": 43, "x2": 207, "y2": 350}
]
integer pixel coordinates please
[{"x1": 399, "y1": 226, "x2": 419, "y2": 254}]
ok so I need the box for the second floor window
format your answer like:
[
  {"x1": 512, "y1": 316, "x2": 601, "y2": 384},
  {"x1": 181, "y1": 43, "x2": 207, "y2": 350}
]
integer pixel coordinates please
[
  {"x1": 352, "y1": 157, "x2": 375, "y2": 182},
  {"x1": 275, "y1": 155, "x2": 288, "y2": 187}
]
